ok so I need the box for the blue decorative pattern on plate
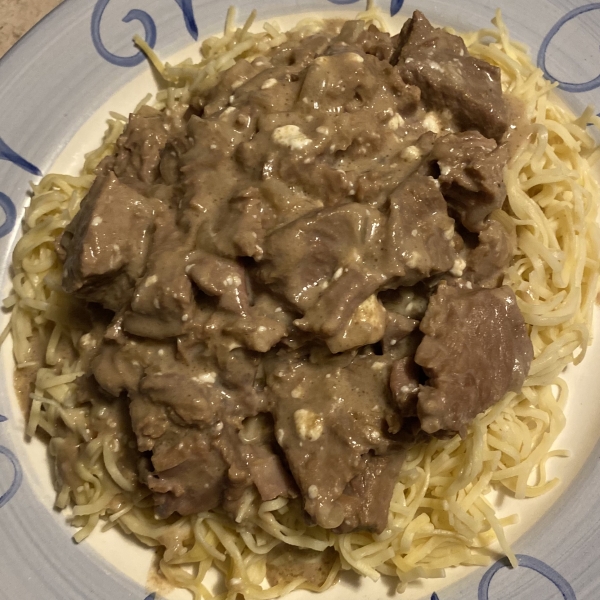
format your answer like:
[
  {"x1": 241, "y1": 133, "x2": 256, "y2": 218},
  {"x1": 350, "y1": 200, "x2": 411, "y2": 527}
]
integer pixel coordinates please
[
  {"x1": 0, "y1": 414, "x2": 22, "y2": 509},
  {"x1": 537, "y1": 3, "x2": 600, "y2": 93},
  {"x1": 0, "y1": 1, "x2": 599, "y2": 599}
]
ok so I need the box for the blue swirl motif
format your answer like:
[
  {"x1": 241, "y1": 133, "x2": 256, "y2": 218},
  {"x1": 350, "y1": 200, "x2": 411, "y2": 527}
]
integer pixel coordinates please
[
  {"x1": 91, "y1": 0, "x2": 158, "y2": 67},
  {"x1": 478, "y1": 555, "x2": 576, "y2": 600},
  {"x1": 537, "y1": 3, "x2": 600, "y2": 93},
  {"x1": 431, "y1": 554, "x2": 575, "y2": 599},
  {"x1": 327, "y1": 0, "x2": 404, "y2": 15},
  {"x1": 0, "y1": 136, "x2": 41, "y2": 239},
  {"x1": 91, "y1": 0, "x2": 201, "y2": 66},
  {"x1": 0, "y1": 415, "x2": 23, "y2": 508},
  {"x1": 173, "y1": 0, "x2": 198, "y2": 41},
  {"x1": 389, "y1": 0, "x2": 404, "y2": 16},
  {"x1": 0, "y1": 192, "x2": 18, "y2": 239},
  {"x1": 0, "y1": 136, "x2": 42, "y2": 177}
]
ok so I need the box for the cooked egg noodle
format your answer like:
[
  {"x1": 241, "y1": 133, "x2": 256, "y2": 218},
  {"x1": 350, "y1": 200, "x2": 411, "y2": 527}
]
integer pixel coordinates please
[{"x1": 4, "y1": 6, "x2": 599, "y2": 599}]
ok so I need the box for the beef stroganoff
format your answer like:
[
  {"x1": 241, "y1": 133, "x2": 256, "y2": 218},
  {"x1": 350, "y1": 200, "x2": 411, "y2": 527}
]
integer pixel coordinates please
[{"x1": 3, "y1": 4, "x2": 599, "y2": 599}]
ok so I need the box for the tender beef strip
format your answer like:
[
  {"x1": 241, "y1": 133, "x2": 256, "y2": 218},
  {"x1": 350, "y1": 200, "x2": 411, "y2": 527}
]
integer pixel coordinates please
[
  {"x1": 59, "y1": 172, "x2": 156, "y2": 311},
  {"x1": 223, "y1": 314, "x2": 288, "y2": 354},
  {"x1": 91, "y1": 342, "x2": 144, "y2": 396},
  {"x1": 415, "y1": 283, "x2": 533, "y2": 434},
  {"x1": 235, "y1": 49, "x2": 420, "y2": 206},
  {"x1": 91, "y1": 333, "x2": 177, "y2": 397},
  {"x1": 379, "y1": 284, "x2": 431, "y2": 321},
  {"x1": 393, "y1": 11, "x2": 509, "y2": 141},
  {"x1": 389, "y1": 356, "x2": 421, "y2": 417},
  {"x1": 257, "y1": 204, "x2": 376, "y2": 311},
  {"x1": 330, "y1": 20, "x2": 396, "y2": 62},
  {"x1": 139, "y1": 366, "x2": 223, "y2": 427},
  {"x1": 381, "y1": 174, "x2": 458, "y2": 285},
  {"x1": 159, "y1": 132, "x2": 190, "y2": 186},
  {"x1": 297, "y1": 48, "x2": 419, "y2": 117},
  {"x1": 188, "y1": 288, "x2": 288, "y2": 357},
  {"x1": 128, "y1": 345, "x2": 271, "y2": 516},
  {"x1": 178, "y1": 325, "x2": 268, "y2": 418},
  {"x1": 123, "y1": 210, "x2": 194, "y2": 339},
  {"x1": 243, "y1": 444, "x2": 298, "y2": 502},
  {"x1": 266, "y1": 33, "x2": 331, "y2": 70},
  {"x1": 218, "y1": 415, "x2": 298, "y2": 519},
  {"x1": 210, "y1": 193, "x2": 269, "y2": 260},
  {"x1": 355, "y1": 131, "x2": 436, "y2": 207},
  {"x1": 463, "y1": 219, "x2": 514, "y2": 287},
  {"x1": 334, "y1": 452, "x2": 405, "y2": 533},
  {"x1": 176, "y1": 113, "x2": 256, "y2": 234},
  {"x1": 198, "y1": 59, "x2": 266, "y2": 117},
  {"x1": 187, "y1": 253, "x2": 250, "y2": 314},
  {"x1": 383, "y1": 312, "x2": 419, "y2": 354},
  {"x1": 139, "y1": 425, "x2": 229, "y2": 517},
  {"x1": 431, "y1": 131, "x2": 509, "y2": 232},
  {"x1": 141, "y1": 413, "x2": 292, "y2": 520},
  {"x1": 357, "y1": 24, "x2": 397, "y2": 62},
  {"x1": 267, "y1": 351, "x2": 402, "y2": 530},
  {"x1": 209, "y1": 182, "x2": 323, "y2": 260},
  {"x1": 113, "y1": 105, "x2": 171, "y2": 184},
  {"x1": 295, "y1": 268, "x2": 385, "y2": 339}
]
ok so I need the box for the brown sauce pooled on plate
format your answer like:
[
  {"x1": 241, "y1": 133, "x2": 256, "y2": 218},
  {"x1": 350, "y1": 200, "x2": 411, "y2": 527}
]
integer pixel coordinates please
[{"x1": 52, "y1": 11, "x2": 533, "y2": 534}]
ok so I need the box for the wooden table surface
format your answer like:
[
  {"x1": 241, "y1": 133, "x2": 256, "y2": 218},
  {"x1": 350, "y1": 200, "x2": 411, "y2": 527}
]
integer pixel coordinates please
[{"x1": 0, "y1": 0, "x2": 64, "y2": 58}]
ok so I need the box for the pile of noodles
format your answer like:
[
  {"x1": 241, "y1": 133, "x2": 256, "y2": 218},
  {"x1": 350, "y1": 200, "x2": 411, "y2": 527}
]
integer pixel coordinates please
[{"x1": 3, "y1": 4, "x2": 599, "y2": 599}]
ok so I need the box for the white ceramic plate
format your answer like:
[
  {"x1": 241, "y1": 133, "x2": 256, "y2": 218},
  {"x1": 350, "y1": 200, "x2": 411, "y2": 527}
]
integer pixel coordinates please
[{"x1": 1, "y1": 1, "x2": 600, "y2": 599}]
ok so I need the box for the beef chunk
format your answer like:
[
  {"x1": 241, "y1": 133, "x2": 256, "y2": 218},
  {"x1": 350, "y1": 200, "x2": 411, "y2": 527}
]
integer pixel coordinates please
[
  {"x1": 91, "y1": 342, "x2": 144, "y2": 396},
  {"x1": 139, "y1": 366, "x2": 221, "y2": 426},
  {"x1": 216, "y1": 415, "x2": 298, "y2": 518},
  {"x1": 394, "y1": 11, "x2": 509, "y2": 141},
  {"x1": 355, "y1": 131, "x2": 436, "y2": 207},
  {"x1": 295, "y1": 268, "x2": 384, "y2": 338},
  {"x1": 432, "y1": 131, "x2": 508, "y2": 232},
  {"x1": 415, "y1": 284, "x2": 533, "y2": 434},
  {"x1": 389, "y1": 356, "x2": 420, "y2": 417},
  {"x1": 123, "y1": 211, "x2": 194, "y2": 339},
  {"x1": 244, "y1": 444, "x2": 298, "y2": 502},
  {"x1": 197, "y1": 59, "x2": 264, "y2": 117},
  {"x1": 334, "y1": 21, "x2": 396, "y2": 62},
  {"x1": 60, "y1": 172, "x2": 155, "y2": 311},
  {"x1": 382, "y1": 175, "x2": 458, "y2": 284},
  {"x1": 138, "y1": 425, "x2": 229, "y2": 517},
  {"x1": 357, "y1": 25, "x2": 397, "y2": 62},
  {"x1": 187, "y1": 253, "x2": 249, "y2": 314},
  {"x1": 268, "y1": 352, "x2": 402, "y2": 530},
  {"x1": 383, "y1": 311, "x2": 419, "y2": 354},
  {"x1": 114, "y1": 105, "x2": 170, "y2": 184},
  {"x1": 334, "y1": 452, "x2": 405, "y2": 533},
  {"x1": 464, "y1": 219, "x2": 514, "y2": 287},
  {"x1": 224, "y1": 314, "x2": 288, "y2": 353},
  {"x1": 129, "y1": 354, "x2": 269, "y2": 517},
  {"x1": 212, "y1": 194, "x2": 269, "y2": 260},
  {"x1": 258, "y1": 204, "x2": 375, "y2": 310}
]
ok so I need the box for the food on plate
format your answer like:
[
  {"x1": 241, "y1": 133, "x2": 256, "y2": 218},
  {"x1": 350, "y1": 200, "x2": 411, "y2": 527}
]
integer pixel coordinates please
[{"x1": 4, "y1": 5, "x2": 599, "y2": 598}]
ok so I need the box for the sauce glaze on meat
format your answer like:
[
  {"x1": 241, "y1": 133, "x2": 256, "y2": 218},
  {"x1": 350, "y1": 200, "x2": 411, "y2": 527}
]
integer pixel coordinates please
[{"x1": 58, "y1": 11, "x2": 533, "y2": 534}]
